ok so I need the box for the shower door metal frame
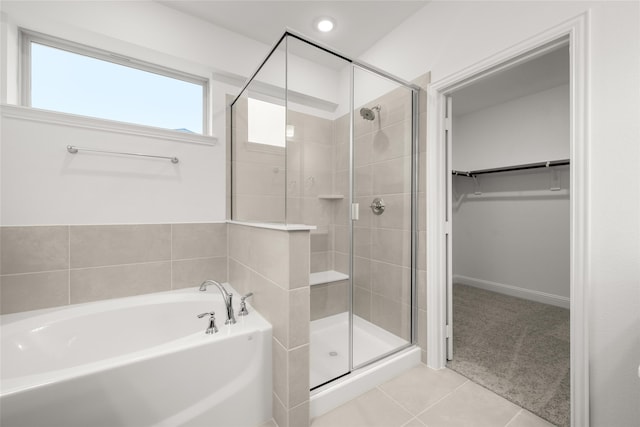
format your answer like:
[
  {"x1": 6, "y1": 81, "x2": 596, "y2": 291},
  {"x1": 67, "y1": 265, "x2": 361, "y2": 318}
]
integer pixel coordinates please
[
  {"x1": 280, "y1": 30, "x2": 422, "y2": 377},
  {"x1": 349, "y1": 65, "x2": 420, "y2": 372}
]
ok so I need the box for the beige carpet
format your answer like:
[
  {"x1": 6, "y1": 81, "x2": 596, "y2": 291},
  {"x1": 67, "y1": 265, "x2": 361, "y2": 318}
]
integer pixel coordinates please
[{"x1": 447, "y1": 284, "x2": 570, "y2": 427}]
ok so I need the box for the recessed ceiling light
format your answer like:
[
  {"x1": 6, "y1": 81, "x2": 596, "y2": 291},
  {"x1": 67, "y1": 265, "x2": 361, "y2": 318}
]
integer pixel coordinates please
[{"x1": 316, "y1": 17, "x2": 335, "y2": 33}]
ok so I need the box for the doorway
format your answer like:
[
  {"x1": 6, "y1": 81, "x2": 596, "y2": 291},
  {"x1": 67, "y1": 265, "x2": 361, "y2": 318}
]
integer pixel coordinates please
[
  {"x1": 426, "y1": 14, "x2": 590, "y2": 427},
  {"x1": 445, "y1": 44, "x2": 570, "y2": 426}
]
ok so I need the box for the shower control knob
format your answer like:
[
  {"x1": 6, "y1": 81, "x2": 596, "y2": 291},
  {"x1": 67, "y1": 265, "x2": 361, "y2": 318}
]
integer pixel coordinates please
[{"x1": 370, "y1": 198, "x2": 386, "y2": 215}]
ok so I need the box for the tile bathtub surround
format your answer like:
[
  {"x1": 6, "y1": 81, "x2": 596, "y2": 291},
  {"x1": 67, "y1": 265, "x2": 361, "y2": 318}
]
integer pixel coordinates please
[
  {"x1": 0, "y1": 270, "x2": 69, "y2": 314},
  {"x1": 0, "y1": 223, "x2": 228, "y2": 314},
  {"x1": 227, "y1": 223, "x2": 311, "y2": 427},
  {"x1": 0, "y1": 226, "x2": 69, "y2": 275},
  {"x1": 69, "y1": 224, "x2": 171, "y2": 268},
  {"x1": 1, "y1": 225, "x2": 71, "y2": 313}
]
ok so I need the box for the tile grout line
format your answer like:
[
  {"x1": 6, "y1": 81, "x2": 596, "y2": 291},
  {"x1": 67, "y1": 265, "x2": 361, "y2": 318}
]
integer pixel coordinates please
[
  {"x1": 67, "y1": 225, "x2": 71, "y2": 305},
  {"x1": 174, "y1": 255, "x2": 228, "y2": 262},
  {"x1": 3, "y1": 258, "x2": 224, "y2": 278},
  {"x1": 170, "y1": 224, "x2": 173, "y2": 290},
  {"x1": 2, "y1": 256, "x2": 225, "y2": 280},
  {"x1": 376, "y1": 384, "x2": 417, "y2": 418},
  {"x1": 1, "y1": 268, "x2": 71, "y2": 277},
  {"x1": 413, "y1": 379, "x2": 471, "y2": 419},
  {"x1": 68, "y1": 260, "x2": 173, "y2": 271},
  {"x1": 229, "y1": 256, "x2": 291, "y2": 293},
  {"x1": 504, "y1": 408, "x2": 523, "y2": 427}
]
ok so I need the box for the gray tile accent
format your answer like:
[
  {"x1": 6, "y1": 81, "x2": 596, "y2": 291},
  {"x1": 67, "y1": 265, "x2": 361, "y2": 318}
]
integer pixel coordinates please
[
  {"x1": 249, "y1": 227, "x2": 290, "y2": 288},
  {"x1": 171, "y1": 257, "x2": 227, "y2": 289},
  {"x1": 289, "y1": 287, "x2": 310, "y2": 348},
  {"x1": 70, "y1": 261, "x2": 171, "y2": 304},
  {"x1": 289, "y1": 231, "x2": 310, "y2": 289},
  {"x1": 353, "y1": 285, "x2": 372, "y2": 321},
  {"x1": 273, "y1": 392, "x2": 288, "y2": 427},
  {"x1": 371, "y1": 294, "x2": 412, "y2": 341},
  {"x1": 310, "y1": 280, "x2": 349, "y2": 321},
  {"x1": 250, "y1": 270, "x2": 289, "y2": 347},
  {"x1": 227, "y1": 223, "x2": 311, "y2": 427},
  {"x1": 0, "y1": 271, "x2": 69, "y2": 314},
  {"x1": 288, "y1": 345, "x2": 310, "y2": 407},
  {"x1": 289, "y1": 401, "x2": 310, "y2": 427},
  {"x1": 171, "y1": 223, "x2": 227, "y2": 259},
  {"x1": 70, "y1": 224, "x2": 170, "y2": 268},
  {"x1": 228, "y1": 258, "x2": 251, "y2": 297},
  {"x1": 273, "y1": 338, "x2": 288, "y2": 409},
  {"x1": 1, "y1": 226, "x2": 69, "y2": 274},
  {"x1": 1, "y1": 223, "x2": 228, "y2": 314},
  {"x1": 371, "y1": 261, "x2": 412, "y2": 305}
]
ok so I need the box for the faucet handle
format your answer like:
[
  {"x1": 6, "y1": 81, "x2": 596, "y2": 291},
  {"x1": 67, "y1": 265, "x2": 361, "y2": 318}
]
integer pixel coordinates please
[
  {"x1": 197, "y1": 311, "x2": 215, "y2": 318},
  {"x1": 239, "y1": 292, "x2": 253, "y2": 317},
  {"x1": 197, "y1": 311, "x2": 218, "y2": 334}
]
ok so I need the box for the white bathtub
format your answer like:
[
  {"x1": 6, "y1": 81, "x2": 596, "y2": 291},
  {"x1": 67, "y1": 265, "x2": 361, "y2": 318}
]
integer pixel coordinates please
[{"x1": 0, "y1": 285, "x2": 272, "y2": 427}]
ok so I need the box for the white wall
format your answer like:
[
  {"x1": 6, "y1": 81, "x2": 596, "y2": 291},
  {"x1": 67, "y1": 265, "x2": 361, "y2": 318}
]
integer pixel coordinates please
[
  {"x1": 0, "y1": 106, "x2": 224, "y2": 225},
  {"x1": 360, "y1": 1, "x2": 640, "y2": 424},
  {"x1": 0, "y1": 1, "x2": 343, "y2": 225},
  {"x1": 452, "y1": 169, "x2": 570, "y2": 304},
  {"x1": 0, "y1": 0, "x2": 263, "y2": 225},
  {"x1": 452, "y1": 84, "x2": 570, "y2": 306},
  {"x1": 453, "y1": 84, "x2": 569, "y2": 171}
]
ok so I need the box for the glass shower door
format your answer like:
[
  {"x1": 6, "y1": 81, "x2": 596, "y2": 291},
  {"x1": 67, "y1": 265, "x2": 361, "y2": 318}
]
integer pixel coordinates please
[
  {"x1": 283, "y1": 36, "x2": 353, "y2": 389},
  {"x1": 352, "y1": 66, "x2": 415, "y2": 368}
]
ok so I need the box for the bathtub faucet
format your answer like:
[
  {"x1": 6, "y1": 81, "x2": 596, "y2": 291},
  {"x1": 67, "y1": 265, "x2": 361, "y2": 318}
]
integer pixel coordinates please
[
  {"x1": 199, "y1": 280, "x2": 236, "y2": 325},
  {"x1": 197, "y1": 311, "x2": 218, "y2": 334}
]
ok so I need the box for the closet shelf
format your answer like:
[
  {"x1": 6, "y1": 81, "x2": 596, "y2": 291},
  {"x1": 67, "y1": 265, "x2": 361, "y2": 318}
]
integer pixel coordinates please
[{"x1": 452, "y1": 159, "x2": 570, "y2": 177}]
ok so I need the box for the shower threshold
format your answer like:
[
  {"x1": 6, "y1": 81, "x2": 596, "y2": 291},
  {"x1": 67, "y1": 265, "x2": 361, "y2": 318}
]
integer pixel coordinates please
[{"x1": 310, "y1": 312, "x2": 420, "y2": 418}]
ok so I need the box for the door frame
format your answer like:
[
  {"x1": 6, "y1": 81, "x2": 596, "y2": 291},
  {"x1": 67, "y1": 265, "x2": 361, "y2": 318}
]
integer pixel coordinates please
[{"x1": 425, "y1": 12, "x2": 590, "y2": 427}]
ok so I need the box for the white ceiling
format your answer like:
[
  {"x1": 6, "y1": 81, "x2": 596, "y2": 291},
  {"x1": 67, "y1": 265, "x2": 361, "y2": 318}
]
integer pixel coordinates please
[
  {"x1": 452, "y1": 46, "x2": 570, "y2": 117},
  {"x1": 158, "y1": 1, "x2": 429, "y2": 58}
]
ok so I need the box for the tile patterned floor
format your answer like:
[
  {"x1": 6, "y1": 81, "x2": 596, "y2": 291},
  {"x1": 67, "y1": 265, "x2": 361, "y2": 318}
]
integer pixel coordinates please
[
  {"x1": 309, "y1": 365, "x2": 556, "y2": 427},
  {"x1": 260, "y1": 364, "x2": 556, "y2": 427}
]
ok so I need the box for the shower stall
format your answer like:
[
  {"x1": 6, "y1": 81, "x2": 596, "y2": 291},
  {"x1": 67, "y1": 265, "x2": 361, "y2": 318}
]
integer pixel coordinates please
[{"x1": 230, "y1": 31, "x2": 420, "y2": 409}]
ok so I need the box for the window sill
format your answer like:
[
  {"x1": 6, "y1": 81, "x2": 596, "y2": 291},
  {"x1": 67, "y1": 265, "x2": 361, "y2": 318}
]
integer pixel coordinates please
[
  {"x1": 245, "y1": 141, "x2": 285, "y2": 154},
  {"x1": 0, "y1": 105, "x2": 217, "y2": 146}
]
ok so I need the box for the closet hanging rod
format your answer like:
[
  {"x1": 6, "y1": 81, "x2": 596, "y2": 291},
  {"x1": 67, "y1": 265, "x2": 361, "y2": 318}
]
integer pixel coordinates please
[
  {"x1": 452, "y1": 159, "x2": 569, "y2": 177},
  {"x1": 67, "y1": 145, "x2": 179, "y2": 164}
]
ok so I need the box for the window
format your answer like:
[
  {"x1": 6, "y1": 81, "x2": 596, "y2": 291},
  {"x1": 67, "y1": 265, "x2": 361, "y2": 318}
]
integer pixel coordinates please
[
  {"x1": 248, "y1": 97, "x2": 286, "y2": 147},
  {"x1": 22, "y1": 31, "x2": 207, "y2": 134}
]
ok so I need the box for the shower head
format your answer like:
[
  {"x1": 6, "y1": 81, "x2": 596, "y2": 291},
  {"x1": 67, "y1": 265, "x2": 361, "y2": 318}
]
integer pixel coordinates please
[{"x1": 360, "y1": 105, "x2": 381, "y2": 121}]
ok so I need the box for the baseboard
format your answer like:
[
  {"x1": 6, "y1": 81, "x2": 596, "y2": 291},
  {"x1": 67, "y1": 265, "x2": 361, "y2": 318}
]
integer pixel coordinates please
[{"x1": 453, "y1": 275, "x2": 570, "y2": 309}]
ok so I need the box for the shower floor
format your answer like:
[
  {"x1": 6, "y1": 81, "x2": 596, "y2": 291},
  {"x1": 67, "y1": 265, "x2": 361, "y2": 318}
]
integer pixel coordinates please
[{"x1": 310, "y1": 312, "x2": 408, "y2": 389}]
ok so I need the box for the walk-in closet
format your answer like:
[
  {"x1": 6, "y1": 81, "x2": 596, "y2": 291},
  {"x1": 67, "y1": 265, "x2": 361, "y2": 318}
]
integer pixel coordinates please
[{"x1": 447, "y1": 44, "x2": 571, "y2": 426}]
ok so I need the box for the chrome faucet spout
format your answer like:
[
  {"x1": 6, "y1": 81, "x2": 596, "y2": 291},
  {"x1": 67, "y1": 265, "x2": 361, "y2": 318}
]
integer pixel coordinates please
[{"x1": 199, "y1": 280, "x2": 236, "y2": 325}]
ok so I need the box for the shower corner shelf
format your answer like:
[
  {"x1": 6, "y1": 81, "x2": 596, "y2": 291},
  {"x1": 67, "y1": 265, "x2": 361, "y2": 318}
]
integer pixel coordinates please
[{"x1": 317, "y1": 194, "x2": 344, "y2": 200}]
